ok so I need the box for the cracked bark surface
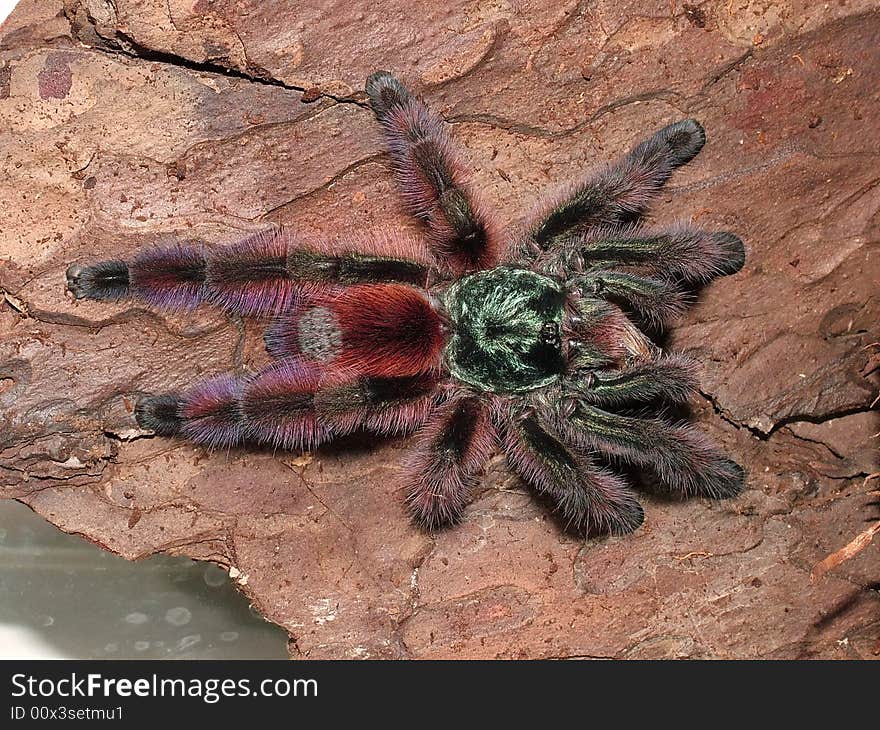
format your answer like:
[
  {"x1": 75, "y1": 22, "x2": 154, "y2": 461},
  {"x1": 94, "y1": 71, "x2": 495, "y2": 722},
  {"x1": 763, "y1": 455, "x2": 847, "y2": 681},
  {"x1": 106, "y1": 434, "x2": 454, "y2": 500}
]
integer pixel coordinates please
[{"x1": 1, "y1": 0, "x2": 878, "y2": 658}]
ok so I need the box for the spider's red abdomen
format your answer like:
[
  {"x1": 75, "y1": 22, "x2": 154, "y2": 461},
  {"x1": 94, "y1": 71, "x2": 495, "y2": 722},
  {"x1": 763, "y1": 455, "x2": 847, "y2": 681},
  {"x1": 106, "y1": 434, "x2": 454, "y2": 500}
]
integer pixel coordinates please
[
  {"x1": 266, "y1": 283, "x2": 445, "y2": 378},
  {"x1": 333, "y1": 284, "x2": 445, "y2": 376}
]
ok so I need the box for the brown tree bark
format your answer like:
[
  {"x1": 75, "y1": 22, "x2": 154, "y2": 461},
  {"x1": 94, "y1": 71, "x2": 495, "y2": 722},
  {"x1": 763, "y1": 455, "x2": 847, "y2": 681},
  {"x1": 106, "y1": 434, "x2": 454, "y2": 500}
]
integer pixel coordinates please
[{"x1": 1, "y1": 0, "x2": 878, "y2": 658}]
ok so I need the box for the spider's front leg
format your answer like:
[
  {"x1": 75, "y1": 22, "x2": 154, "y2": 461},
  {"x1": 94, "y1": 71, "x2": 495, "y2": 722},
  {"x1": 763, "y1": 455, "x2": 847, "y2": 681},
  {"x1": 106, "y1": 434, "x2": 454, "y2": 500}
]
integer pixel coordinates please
[
  {"x1": 520, "y1": 121, "x2": 745, "y2": 289},
  {"x1": 134, "y1": 363, "x2": 439, "y2": 450},
  {"x1": 566, "y1": 353, "x2": 700, "y2": 408},
  {"x1": 366, "y1": 71, "x2": 501, "y2": 274},
  {"x1": 563, "y1": 225, "x2": 745, "y2": 285},
  {"x1": 66, "y1": 228, "x2": 431, "y2": 317},
  {"x1": 555, "y1": 400, "x2": 745, "y2": 500},
  {"x1": 572, "y1": 269, "x2": 688, "y2": 329},
  {"x1": 523, "y1": 120, "x2": 708, "y2": 252}
]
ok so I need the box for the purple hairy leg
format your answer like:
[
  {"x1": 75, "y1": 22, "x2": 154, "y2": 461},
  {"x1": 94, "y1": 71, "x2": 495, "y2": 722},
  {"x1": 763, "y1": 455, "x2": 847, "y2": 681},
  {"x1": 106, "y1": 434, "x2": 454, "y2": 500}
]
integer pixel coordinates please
[
  {"x1": 314, "y1": 373, "x2": 438, "y2": 437},
  {"x1": 66, "y1": 243, "x2": 208, "y2": 311},
  {"x1": 365, "y1": 71, "x2": 501, "y2": 274},
  {"x1": 567, "y1": 354, "x2": 700, "y2": 407},
  {"x1": 497, "y1": 405, "x2": 644, "y2": 535},
  {"x1": 403, "y1": 394, "x2": 496, "y2": 528},
  {"x1": 556, "y1": 403, "x2": 745, "y2": 499},
  {"x1": 555, "y1": 224, "x2": 746, "y2": 285},
  {"x1": 520, "y1": 120, "x2": 708, "y2": 256},
  {"x1": 66, "y1": 229, "x2": 431, "y2": 317},
  {"x1": 133, "y1": 364, "x2": 439, "y2": 451}
]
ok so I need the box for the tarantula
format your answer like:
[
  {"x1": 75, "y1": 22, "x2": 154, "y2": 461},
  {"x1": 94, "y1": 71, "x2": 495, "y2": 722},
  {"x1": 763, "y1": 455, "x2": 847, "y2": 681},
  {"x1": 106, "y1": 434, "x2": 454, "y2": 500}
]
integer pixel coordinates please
[{"x1": 66, "y1": 71, "x2": 746, "y2": 536}]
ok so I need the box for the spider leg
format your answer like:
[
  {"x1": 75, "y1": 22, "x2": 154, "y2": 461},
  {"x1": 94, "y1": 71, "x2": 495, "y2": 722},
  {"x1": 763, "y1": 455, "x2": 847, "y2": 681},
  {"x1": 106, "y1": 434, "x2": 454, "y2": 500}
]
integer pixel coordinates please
[
  {"x1": 566, "y1": 296, "x2": 656, "y2": 370},
  {"x1": 557, "y1": 403, "x2": 745, "y2": 499},
  {"x1": 66, "y1": 229, "x2": 431, "y2": 317},
  {"x1": 574, "y1": 270, "x2": 687, "y2": 328},
  {"x1": 567, "y1": 354, "x2": 700, "y2": 407},
  {"x1": 134, "y1": 363, "x2": 438, "y2": 450},
  {"x1": 521, "y1": 120, "x2": 708, "y2": 256},
  {"x1": 558, "y1": 224, "x2": 745, "y2": 284},
  {"x1": 264, "y1": 282, "x2": 445, "y2": 377},
  {"x1": 403, "y1": 394, "x2": 496, "y2": 528},
  {"x1": 365, "y1": 71, "x2": 501, "y2": 274},
  {"x1": 497, "y1": 404, "x2": 644, "y2": 535}
]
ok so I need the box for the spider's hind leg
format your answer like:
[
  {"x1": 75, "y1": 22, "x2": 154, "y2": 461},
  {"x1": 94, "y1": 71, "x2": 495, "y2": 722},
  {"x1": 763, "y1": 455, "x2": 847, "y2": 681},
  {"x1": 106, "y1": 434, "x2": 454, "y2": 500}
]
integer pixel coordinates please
[
  {"x1": 134, "y1": 365, "x2": 439, "y2": 451},
  {"x1": 366, "y1": 71, "x2": 501, "y2": 274},
  {"x1": 67, "y1": 229, "x2": 432, "y2": 317}
]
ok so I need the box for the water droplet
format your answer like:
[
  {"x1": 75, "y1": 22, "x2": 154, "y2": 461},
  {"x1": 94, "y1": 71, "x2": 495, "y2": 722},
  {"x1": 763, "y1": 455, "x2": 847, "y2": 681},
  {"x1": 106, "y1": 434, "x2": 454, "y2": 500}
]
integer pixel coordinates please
[
  {"x1": 134, "y1": 641, "x2": 150, "y2": 651},
  {"x1": 177, "y1": 634, "x2": 201, "y2": 651},
  {"x1": 203, "y1": 564, "x2": 227, "y2": 588},
  {"x1": 124, "y1": 612, "x2": 149, "y2": 625},
  {"x1": 220, "y1": 631, "x2": 239, "y2": 642},
  {"x1": 164, "y1": 607, "x2": 192, "y2": 626}
]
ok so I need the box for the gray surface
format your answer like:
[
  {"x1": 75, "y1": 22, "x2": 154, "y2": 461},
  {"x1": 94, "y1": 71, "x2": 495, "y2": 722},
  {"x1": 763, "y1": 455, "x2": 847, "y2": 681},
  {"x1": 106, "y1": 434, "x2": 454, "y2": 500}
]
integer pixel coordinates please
[{"x1": 0, "y1": 500, "x2": 287, "y2": 659}]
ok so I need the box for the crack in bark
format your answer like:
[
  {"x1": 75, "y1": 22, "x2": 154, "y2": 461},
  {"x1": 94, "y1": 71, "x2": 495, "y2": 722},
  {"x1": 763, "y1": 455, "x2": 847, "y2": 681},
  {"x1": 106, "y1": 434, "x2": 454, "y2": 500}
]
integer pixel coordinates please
[
  {"x1": 699, "y1": 386, "x2": 878, "y2": 442},
  {"x1": 76, "y1": 26, "x2": 370, "y2": 110}
]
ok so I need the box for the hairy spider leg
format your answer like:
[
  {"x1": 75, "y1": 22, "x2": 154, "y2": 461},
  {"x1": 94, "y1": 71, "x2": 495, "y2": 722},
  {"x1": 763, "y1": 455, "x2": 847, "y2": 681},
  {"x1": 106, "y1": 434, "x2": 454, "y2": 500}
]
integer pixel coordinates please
[
  {"x1": 497, "y1": 406, "x2": 645, "y2": 535},
  {"x1": 572, "y1": 270, "x2": 688, "y2": 328},
  {"x1": 520, "y1": 119, "x2": 709, "y2": 256},
  {"x1": 556, "y1": 403, "x2": 745, "y2": 499},
  {"x1": 366, "y1": 71, "x2": 501, "y2": 274},
  {"x1": 134, "y1": 363, "x2": 439, "y2": 450},
  {"x1": 66, "y1": 228, "x2": 431, "y2": 317},
  {"x1": 264, "y1": 283, "x2": 445, "y2": 378},
  {"x1": 565, "y1": 353, "x2": 700, "y2": 407},
  {"x1": 403, "y1": 394, "x2": 496, "y2": 528},
  {"x1": 564, "y1": 296, "x2": 656, "y2": 370},
  {"x1": 554, "y1": 224, "x2": 746, "y2": 286}
]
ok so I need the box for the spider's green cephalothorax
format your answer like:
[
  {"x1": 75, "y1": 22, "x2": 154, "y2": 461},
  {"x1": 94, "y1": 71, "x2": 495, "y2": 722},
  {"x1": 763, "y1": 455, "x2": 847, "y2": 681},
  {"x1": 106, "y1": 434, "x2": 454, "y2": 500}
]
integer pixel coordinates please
[{"x1": 443, "y1": 267, "x2": 566, "y2": 393}]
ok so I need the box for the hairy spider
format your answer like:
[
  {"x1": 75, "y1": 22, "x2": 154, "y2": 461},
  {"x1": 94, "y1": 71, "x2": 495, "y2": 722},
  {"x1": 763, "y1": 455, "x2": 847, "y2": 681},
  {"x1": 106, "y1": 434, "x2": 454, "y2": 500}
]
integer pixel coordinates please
[{"x1": 66, "y1": 71, "x2": 746, "y2": 536}]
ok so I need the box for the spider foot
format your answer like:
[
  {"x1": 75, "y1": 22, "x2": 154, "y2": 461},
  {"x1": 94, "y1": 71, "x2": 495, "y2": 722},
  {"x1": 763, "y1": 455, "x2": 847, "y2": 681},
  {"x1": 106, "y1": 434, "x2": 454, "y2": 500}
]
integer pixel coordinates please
[
  {"x1": 66, "y1": 260, "x2": 130, "y2": 301},
  {"x1": 135, "y1": 393, "x2": 184, "y2": 436}
]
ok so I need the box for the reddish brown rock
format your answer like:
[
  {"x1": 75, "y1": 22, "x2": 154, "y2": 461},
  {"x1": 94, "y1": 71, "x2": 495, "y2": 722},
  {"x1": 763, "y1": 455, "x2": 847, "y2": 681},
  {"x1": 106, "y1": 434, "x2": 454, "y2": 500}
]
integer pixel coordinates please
[{"x1": 1, "y1": 0, "x2": 878, "y2": 658}]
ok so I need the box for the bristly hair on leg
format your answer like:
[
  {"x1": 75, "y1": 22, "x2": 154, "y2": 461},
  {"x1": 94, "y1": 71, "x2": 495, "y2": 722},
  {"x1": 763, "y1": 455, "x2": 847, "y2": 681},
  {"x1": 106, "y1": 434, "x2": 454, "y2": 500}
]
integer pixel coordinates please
[
  {"x1": 403, "y1": 393, "x2": 496, "y2": 529},
  {"x1": 555, "y1": 223, "x2": 746, "y2": 285},
  {"x1": 557, "y1": 403, "x2": 746, "y2": 499},
  {"x1": 128, "y1": 243, "x2": 208, "y2": 311},
  {"x1": 205, "y1": 229, "x2": 300, "y2": 317},
  {"x1": 567, "y1": 354, "x2": 700, "y2": 407},
  {"x1": 315, "y1": 373, "x2": 439, "y2": 437},
  {"x1": 178, "y1": 374, "x2": 246, "y2": 449},
  {"x1": 240, "y1": 361, "x2": 331, "y2": 451},
  {"x1": 365, "y1": 71, "x2": 501, "y2": 274},
  {"x1": 573, "y1": 269, "x2": 689, "y2": 328},
  {"x1": 497, "y1": 404, "x2": 644, "y2": 535},
  {"x1": 519, "y1": 119, "x2": 707, "y2": 256}
]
